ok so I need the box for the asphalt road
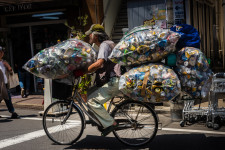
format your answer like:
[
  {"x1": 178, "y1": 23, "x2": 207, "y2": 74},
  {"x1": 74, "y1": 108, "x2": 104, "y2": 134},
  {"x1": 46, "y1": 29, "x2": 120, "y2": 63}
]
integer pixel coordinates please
[{"x1": 0, "y1": 106, "x2": 225, "y2": 150}]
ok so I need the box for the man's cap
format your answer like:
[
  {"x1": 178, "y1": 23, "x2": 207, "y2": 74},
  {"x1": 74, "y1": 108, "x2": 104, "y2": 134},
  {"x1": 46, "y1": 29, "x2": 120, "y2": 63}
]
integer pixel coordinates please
[{"x1": 85, "y1": 24, "x2": 105, "y2": 35}]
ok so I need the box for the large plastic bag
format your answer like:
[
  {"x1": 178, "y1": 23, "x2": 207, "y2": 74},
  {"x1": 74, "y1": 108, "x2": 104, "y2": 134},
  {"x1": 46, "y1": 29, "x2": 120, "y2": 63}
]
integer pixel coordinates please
[
  {"x1": 170, "y1": 24, "x2": 200, "y2": 50},
  {"x1": 176, "y1": 47, "x2": 213, "y2": 98},
  {"x1": 23, "y1": 38, "x2": 96, "y2": 79},
  {"x1": 119, "y1": 63, "x2": 181, "y2": 102},
  {"x1": 109, "y1": 26, "x2": 180, "y2": 66}
]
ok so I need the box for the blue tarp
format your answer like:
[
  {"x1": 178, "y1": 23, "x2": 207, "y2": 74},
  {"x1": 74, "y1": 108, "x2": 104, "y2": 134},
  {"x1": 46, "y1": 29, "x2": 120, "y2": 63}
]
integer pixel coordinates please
[{"x1": 170, "y1": 24, "x2": 200, "y2": 50}]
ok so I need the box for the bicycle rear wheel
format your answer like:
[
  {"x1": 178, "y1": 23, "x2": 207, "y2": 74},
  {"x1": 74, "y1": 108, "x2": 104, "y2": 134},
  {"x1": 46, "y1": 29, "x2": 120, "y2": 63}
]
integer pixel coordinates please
[
  {"x1": 43, "y1": 100, "x2": 84, "y2": 145},
  {"x1": 111, "y1": 100, "x2": 158, "y2": 146}
]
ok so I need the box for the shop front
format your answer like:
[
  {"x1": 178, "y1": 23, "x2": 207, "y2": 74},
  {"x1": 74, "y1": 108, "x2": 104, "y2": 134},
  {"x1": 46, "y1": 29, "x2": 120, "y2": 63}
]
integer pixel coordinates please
[{"x1": 0, "y1": 0, "x2": 83, "y2": 93}]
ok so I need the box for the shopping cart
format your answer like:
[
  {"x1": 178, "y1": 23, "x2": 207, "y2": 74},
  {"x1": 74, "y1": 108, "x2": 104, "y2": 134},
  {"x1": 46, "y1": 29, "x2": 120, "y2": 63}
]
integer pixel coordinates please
[
  {"x1": 207, "y1": 73, "x2": 225, "y2": 130},
  {"x1": 179, "y1": 94, "x2": 209, "y2": 127}
]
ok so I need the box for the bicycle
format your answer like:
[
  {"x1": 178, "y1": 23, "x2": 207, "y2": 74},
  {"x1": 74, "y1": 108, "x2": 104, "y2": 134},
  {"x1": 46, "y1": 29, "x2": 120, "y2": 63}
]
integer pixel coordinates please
[{"x1": 42, "y1": 77, "x2": 158, "y2": 147}]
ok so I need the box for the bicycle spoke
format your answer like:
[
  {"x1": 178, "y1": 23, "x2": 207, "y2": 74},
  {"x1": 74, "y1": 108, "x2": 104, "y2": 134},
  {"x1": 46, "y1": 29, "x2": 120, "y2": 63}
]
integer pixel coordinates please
[
  {"x1": 43, "y1": 100, "x2": 84, "y2": 145},
  {"x1": 112, "y1": 101, "x2": 158, "y2": 146}
]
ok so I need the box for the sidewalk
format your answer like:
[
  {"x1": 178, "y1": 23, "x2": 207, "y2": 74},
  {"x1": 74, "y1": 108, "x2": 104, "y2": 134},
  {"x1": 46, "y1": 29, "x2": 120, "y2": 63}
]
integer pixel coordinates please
[
  {"x1": 0, "y1": 94, "x2": 44, "y2": 110},
  {"x1": 0, "y1": 94, "x2": 172, "y2": 113},
  {"x1": 2, "y1": 93, "x2": 224, "y2": 114}
]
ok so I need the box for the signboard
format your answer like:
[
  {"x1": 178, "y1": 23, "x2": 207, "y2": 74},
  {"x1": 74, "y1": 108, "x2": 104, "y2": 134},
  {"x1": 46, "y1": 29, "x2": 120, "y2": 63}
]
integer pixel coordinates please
[
  {"x1": 0, "y1": 0, "x2": 80, "y2": 15},
  {"x1": 173, "y1": 0, "x2": 185, "y2": 24},
  {"x1": 128, "y1": 0, "x2": 167, "y2": 29},
  {"x1": 3, "y1": 3, "x2": 32, "y2": 13}
]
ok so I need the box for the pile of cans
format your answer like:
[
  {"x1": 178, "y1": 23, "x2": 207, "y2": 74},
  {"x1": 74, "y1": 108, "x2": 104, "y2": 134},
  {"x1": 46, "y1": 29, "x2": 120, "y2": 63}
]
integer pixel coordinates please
[
  {"x1": 119, "y1": 63, "x2": 181, "y2": 102},
  {"x1": 109, "y1": 26, "x2": 180, "y2": 66},
  {"x1": 23, "y1": 25, "x2": 213, "y2": 101},
  {"x1": 176, "y1": 47, "x2": 213, "y2": 98},
  {"x1": 114, "y1": 25, "x2": 213, "y2": 101},
  {"x1": 23, "y1": 39, "x2": 96, "y2": 79}
]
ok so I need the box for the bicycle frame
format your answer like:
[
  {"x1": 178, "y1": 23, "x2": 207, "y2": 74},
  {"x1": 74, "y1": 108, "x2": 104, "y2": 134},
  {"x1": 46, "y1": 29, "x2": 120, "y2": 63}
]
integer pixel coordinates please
[
  {"x1": 44, "y1": 76, "x2": 160, "y2": 146},
  {"x1": 67, "y1": 77, "x2": 121, "y2": 128},
  {"x1": 64, "y1": 76, "x2": 158, "y2": 129}
]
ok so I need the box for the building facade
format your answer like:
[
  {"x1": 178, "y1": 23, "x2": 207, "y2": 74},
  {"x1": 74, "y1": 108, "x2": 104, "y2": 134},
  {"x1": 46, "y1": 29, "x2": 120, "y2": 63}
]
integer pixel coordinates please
[
  {"x1": 0, "y1": 0, "x2": 224, "y2": 93},
  {"x1": 0, "y1": 0, "x2": 97, "y2": 92}
]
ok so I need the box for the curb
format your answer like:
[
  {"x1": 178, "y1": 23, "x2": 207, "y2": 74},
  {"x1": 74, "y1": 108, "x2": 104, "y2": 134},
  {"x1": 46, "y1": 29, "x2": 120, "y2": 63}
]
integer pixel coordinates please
[{"x1": 0, "y1": 103, "x2": 44, "y2": 111}]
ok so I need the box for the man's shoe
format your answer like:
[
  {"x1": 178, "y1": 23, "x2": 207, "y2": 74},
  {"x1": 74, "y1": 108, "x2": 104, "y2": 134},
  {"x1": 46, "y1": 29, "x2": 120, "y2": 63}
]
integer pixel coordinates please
[
  {"x1": 101, "y1": 123, "x2": 118, "y2": 137},
  {"x1": 11, "y1": 112, "x2": 20, "y2": 119}
]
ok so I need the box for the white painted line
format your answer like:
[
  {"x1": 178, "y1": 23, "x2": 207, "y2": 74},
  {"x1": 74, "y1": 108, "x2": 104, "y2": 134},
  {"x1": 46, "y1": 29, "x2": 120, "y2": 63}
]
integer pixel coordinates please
[
  {"x1": 162, "y1": 128, "x2": 225, "y2": 135},
  {"x1": 0, "y1": 115, "x2": 79, "y2": 122},
  {"x1": 0, "y1": 115, "x2": 11, "y2": 118},
  {"x1": 1, "y1": 115, "x2": 43, "y2": 121},
  {"x1": 0, "y1": 123, "x2": 81, "y2": 149},
  {"x1": 1, "y1": 115, "x2": 225, "y2": 149}
]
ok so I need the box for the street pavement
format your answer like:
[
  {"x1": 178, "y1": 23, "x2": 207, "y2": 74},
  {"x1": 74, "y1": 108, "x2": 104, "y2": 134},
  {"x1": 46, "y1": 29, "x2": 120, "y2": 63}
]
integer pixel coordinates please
[
  {"x1": 1, "y1": 94, "x2": 225, "y2": 150},
  {"x1": 0, "y1": 105, "x2": 225, "y2": 150}
]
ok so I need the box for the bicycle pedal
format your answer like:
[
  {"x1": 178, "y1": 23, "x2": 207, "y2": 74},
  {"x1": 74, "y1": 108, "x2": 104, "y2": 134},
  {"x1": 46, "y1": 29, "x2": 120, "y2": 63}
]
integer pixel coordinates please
[{"x1": 97, "y1": 125, "x2": 104, "y2": 132}]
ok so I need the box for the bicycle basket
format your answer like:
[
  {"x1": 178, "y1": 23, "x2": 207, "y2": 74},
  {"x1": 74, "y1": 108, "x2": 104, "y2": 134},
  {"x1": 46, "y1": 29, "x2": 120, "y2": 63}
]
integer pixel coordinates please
[{"x1": 52, "y1": 80, "x2": 72, "y2": 99}]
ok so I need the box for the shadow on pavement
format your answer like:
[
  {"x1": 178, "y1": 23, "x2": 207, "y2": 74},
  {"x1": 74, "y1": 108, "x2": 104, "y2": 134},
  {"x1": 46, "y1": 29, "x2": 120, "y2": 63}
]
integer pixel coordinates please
[
  {"x1": 64, "y1": 134, "x2": 225, "y2": 150},
  {"x1": 0, "y1": 118, "x2": 13, "y2": 123},
  {"x1": 64, "y1": 135, "x2": 149, "y2": 149},
  {"x1": 150, "y1": 134, "x2": 225, "y2": 150},
  {"x1": 0, "y1": 109, "x2": 8, "y2": 112},
  {"x1": 20, "y1": 114, "x2": 38, "y2": 118}
]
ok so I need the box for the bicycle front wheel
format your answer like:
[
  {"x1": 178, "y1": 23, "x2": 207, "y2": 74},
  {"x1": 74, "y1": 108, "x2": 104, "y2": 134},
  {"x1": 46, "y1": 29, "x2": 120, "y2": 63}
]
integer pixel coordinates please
[
  {"x1": 43, "y1": 100, "x2": 84, "y2": 145},
  {"x1": 111, "y1": 100, "x2": 158, "y2": 146}
]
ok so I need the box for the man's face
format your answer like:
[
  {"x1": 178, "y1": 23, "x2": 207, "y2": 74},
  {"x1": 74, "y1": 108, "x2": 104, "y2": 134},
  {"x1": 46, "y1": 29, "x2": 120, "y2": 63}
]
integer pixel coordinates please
[{"x1": 89, "y1": 33, "x2": 98, "y2": 45}]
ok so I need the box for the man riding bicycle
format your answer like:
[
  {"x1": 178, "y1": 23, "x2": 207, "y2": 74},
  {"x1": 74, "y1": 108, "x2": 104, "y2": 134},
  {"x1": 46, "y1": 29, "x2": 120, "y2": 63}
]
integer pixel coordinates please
[
  {"x1": 43, "y1": 25, "x2": 158, "y2": 146},
  {"x1": 79, "y1": 24, "x2": 122, "y2": 136}
]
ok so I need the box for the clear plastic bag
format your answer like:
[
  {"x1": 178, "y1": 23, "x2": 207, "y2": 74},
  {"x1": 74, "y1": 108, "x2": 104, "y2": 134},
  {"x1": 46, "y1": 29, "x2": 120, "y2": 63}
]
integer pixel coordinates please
[
  {"x1": 109, "y1": 26, "x2": 180, "y2": 66},
  {"x1": 119, "y1": 63, "x2": 181, "y2": 102},
  {"x1": 23, "y1": 38, "x2": 96, "y2": 79},
  {"x1": 176, "y1": 47, "x2": 213, "y2": 98}
]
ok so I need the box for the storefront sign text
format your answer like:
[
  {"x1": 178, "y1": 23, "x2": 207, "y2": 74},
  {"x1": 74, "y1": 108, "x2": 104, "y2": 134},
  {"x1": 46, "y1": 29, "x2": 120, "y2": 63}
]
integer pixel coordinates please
[{"x1": 4, "y1": 3, "x2": 32, "y2": 12}]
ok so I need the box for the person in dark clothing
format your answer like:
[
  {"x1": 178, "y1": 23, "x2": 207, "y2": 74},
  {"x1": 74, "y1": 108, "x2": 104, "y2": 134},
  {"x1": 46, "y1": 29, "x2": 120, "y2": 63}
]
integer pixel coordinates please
[{"x1": 15, "y1": 55, "x2": 31, "y2": 98}]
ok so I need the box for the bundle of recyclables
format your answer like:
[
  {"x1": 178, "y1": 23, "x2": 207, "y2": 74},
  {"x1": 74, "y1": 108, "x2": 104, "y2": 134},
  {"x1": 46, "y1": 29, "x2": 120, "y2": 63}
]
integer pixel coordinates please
[
  {"x1": 109, "y1": 26, "x2": 180, "y2": 66},
  {"x1": 112, "y1": 25, "x2": 213, "y2": 101},
  {"x1": 23, "y1": 39, "x2": 96, "y2": 79},
  {"x1": 23, "y1": 24, "x2": 213, "y2": 102},
  {"x1": 119, "y1": 63, "x2": 181, "y2": 102},
  {"x1": 176, "y1": 47, "x2": 213, "y2": 98}
]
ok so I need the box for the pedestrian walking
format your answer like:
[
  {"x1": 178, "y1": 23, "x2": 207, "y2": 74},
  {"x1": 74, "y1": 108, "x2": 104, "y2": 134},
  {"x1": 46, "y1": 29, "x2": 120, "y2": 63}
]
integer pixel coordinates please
[{"x1": 0, "y1": 46, "x2": 19, "y2": 119}]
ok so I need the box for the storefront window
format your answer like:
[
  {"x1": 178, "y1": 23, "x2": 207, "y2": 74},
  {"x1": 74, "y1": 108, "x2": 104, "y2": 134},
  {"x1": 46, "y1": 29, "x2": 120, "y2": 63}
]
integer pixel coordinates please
[
  {"x1": 11, "y1": 24, "x2": 68, "y2": 93},
  {"x1": 6, "y1": 11, "x2": 66, "y2": 25}
]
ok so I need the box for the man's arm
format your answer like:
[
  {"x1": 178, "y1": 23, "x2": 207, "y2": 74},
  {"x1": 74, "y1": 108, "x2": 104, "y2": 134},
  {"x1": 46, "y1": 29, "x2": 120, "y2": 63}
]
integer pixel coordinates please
[{"x1": 86, "y1": 59, "x2": 104, "y2": 73}]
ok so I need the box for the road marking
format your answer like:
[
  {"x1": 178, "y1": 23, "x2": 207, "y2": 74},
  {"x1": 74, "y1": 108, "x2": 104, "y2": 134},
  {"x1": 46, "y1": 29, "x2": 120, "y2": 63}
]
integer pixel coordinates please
[
  {"x1": 1, "y1": 115, "x2": 225, "y2": 149},
  {"x1": 162, "y1": 128, "x2": 225, "y2": 135},
  {"x1": 0, "y1": 122, "x2": 81, "y2": 149},
  {"x1": 0, "y1": 115, "x2": 78, "y2": 122}
]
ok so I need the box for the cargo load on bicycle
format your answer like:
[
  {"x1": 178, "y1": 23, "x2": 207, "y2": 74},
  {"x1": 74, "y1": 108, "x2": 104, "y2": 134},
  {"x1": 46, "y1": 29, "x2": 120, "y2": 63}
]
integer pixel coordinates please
[
  {"x1": 119, "y1": 63, "x2": 181, "y2": 102},
  {"x1": 23, "y1": 38, "x2": 96, "y2": 79},
  {"x1": 116, "y1": 24, "x2": 213, "y2": 101},
  {"x1": 108, "y1": 26, "x2": 180, "y2": 66},
  {"x1": 176, "y1": 47, "x2": 213, "y2": 99}
]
